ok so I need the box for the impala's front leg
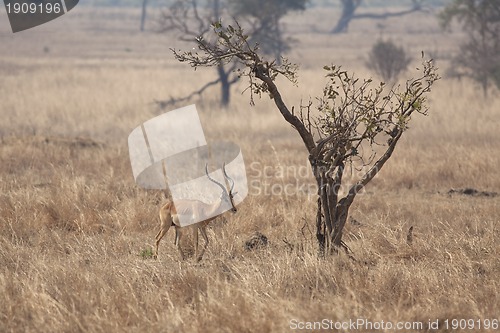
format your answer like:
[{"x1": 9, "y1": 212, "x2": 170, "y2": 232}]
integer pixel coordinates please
[{"x1": 197, "y1": 225, "x2": 209, "y2": 262}]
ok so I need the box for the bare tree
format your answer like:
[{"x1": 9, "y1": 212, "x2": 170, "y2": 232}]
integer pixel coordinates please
[
  {"x1": 173, "y1": 21, "x2": 439, "y2": 255},
  {"x1": 332, "y1": 0, "x2": 425, "y2": 34},
  {"x1": 157, "y1": 0, "x2": 239, "y2": 107}
]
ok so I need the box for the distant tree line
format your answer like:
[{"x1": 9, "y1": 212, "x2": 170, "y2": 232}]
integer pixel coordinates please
[
  {"x1": 143, "y1": 0, "x2": 499, "y2": 104},
  {"x1": 85, "y1": 0, "x2": 450, "y2": 8}
]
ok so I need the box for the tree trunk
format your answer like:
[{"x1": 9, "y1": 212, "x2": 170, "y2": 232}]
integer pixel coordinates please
[
  {"x1": 140, "y1": 0, "x2": 148, "y2": 32},
  {"x1": 332, "y1": 202, "x2": 349, "y2": 248},
  {"x1": 274, "y1": 15, "x2": 283, "y2": 65},
  {"x1": 316, "y1": 193, "x2": 351, "y2": 253},
  {"x1": 214, "y1": 0, "x2": 220, "y2": 18},
  {"x1": 213, "y1": 0, "x2": 230, "y2": 106},
  {"x1": 481, "y1": 77, "x2": 488, "y2": 97},
  {"x1": 312, "y1": 159, "x2": 352, "y2": 254},
  {"x1": 316, "y1": 197, "x2": 326, "y2": 256},
  {"x1": 217, "y1": 64, "x2": 231, "y2": 107},
  {"x1": 331, "y1": 0, "x2": 360, "y2": 33}
]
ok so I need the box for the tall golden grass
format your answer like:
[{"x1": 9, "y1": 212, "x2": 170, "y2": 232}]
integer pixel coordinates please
[{"x1": 0, "y1": 5, "x2": 498, "y2": 333}]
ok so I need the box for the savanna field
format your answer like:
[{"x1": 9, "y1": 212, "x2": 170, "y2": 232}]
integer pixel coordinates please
[{"x1": 0, "y1": 4, "x2": 499, "y2": 333}]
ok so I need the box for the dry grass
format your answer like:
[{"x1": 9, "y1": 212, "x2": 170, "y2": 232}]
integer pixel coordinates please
[{"x1": 0, "y1": 5, "x2": 499, "y2": 333}]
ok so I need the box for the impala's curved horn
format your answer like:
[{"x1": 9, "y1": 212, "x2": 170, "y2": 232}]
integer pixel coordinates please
[
  {"x1": 222, "y1": 162, "x2": 235, "y2": 192},
  {"x1": 205, "y1": 163, "x2": 227, "y2": 194}
]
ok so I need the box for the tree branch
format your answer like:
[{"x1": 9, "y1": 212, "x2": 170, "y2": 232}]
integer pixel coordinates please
[
  {"x1": 253, "y1": 63, "x2": 316, "y2": 152},
  {"x1": 154, "y1": 77, "x2": 222, "y2": 109},
  {"x1": 352, "y1": 6, "x2": 422, "y2": 20}
]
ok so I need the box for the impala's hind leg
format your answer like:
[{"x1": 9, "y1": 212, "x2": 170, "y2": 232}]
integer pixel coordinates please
[
  {"x1": 196, "y1": 225, "x2": 209, "y2": 262},
  {"x1": 194, "y1": 227, "x2": 200, "y2": 261}
]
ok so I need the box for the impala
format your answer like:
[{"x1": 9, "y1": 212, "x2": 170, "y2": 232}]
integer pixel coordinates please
[{"x1": 154, "y1": 163, "x2": 237, "y2": 261}]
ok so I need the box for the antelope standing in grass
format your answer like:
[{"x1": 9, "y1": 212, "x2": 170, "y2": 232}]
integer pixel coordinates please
[{"x1": 154, "y1": 163, "x2": 237, "y2": 261}]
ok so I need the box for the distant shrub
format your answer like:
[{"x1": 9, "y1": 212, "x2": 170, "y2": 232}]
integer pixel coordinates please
[{"x1": 367, "y1": 40, "x2": 412, "y2": 82}]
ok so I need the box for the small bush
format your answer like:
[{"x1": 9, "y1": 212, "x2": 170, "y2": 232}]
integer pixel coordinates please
[
  {"x1": 367, "y1": 40, "x2": 412, "y2": 82},
  {"x1": 139, "y1": 247, "x2": 154, "y2": 260}
]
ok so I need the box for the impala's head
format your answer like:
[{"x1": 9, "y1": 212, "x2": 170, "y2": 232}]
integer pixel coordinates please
[
  {"x1": 205, "y1": 163, "x2": 238, "y2": 213},
  {"x1": 221, "y1": 189, "x2": 237, "y2": 213}
]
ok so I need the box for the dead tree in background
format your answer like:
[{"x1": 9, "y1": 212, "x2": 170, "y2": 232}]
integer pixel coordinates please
[
  {"x1": 173, "y1": 21, "x2": 439, "y2": 255},
  {"x1": 332, "y1": 0, "x2": 425, "y2": 33},
  {"x1": 158, "y1": 0, "x2": 239, "y2": 107}
]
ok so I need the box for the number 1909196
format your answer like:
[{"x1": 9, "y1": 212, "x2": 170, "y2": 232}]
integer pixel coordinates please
[
  {"x1": 5, "y1": 1, "x2": 62, "y2": 14},
  {"x1": 443, "y1": 319, "x2": 498, "y2": 330}
]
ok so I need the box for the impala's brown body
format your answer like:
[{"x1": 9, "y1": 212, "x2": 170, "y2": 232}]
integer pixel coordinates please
[{"x1": 154, "y1": 163, "x2": 237, "y2": 261}]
